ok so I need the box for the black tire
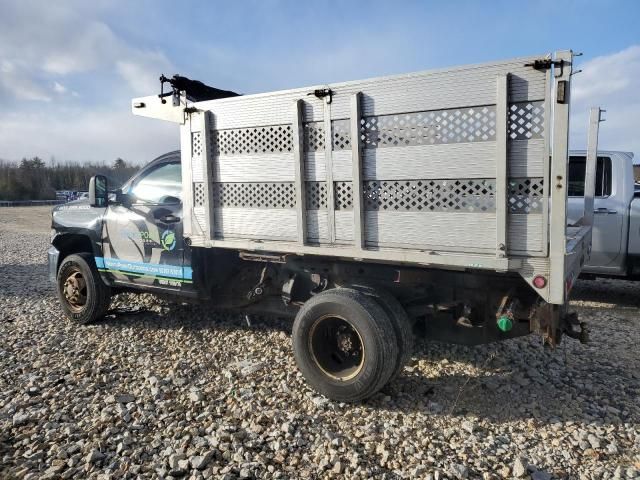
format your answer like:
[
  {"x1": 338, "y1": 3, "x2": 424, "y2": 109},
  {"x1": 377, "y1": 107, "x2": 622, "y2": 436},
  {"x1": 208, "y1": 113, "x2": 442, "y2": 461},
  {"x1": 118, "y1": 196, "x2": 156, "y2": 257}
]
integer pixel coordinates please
[
  {"x1": 346, "y1": 284, "x2": 414, "y2": 382},
  {"x1": 56, "y1": 253, "x2": 112, "y2": 324},
  {"x1": 292, "y1": 288, "x2": 399, "y2": 402},
  {"x1": 369, "y1": 289, "x2": 414, "y2": 381}
]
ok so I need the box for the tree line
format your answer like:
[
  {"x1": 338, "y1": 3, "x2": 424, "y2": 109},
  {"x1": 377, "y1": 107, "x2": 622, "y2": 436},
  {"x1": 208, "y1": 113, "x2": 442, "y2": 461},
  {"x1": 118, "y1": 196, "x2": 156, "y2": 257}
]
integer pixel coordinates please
[{"x1": 0, "y1": 157, "x2": 139, "y2": 201}]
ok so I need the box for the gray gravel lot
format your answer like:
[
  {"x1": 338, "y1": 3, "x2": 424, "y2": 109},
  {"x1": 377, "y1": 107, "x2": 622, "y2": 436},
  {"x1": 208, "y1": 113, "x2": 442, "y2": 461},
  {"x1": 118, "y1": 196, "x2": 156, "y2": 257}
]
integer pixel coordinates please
[{"x1": 1, "y1": 207, "x2": 639, "y2": 479}]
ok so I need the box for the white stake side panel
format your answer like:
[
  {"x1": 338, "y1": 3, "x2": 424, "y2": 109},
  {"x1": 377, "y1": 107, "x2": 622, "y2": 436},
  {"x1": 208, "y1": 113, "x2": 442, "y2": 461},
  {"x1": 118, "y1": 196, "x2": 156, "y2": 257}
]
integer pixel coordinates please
[{"x1": 184, "y1": 54, "x2": 564, "y2": 298}]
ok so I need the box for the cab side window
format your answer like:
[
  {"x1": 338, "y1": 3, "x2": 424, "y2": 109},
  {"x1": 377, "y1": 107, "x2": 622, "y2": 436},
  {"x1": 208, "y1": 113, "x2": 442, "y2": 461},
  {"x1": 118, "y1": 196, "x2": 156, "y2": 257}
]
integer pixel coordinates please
[
  {"x1": 568, "y1": 156, "x2": 612, "y2": 198},
  {"x1": 130, "y1": 162, "x2": 182, "y2": 204}
]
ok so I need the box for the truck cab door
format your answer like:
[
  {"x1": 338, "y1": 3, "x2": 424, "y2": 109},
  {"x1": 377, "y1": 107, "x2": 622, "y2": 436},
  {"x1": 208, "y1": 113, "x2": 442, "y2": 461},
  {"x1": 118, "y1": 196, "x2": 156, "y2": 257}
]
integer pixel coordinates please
[
  {"x1": 99, "y1": 159, "x2": 191, "y2": 290},
  {"x1": 568, "y1": 155, "x2": 624, "y2": 271}
]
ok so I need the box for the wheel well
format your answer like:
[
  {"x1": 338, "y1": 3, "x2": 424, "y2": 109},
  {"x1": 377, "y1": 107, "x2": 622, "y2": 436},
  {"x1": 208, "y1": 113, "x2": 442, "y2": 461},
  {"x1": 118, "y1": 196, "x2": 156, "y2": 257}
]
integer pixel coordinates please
[{"x1": 53, "y1": 234, "x2": 94, "y2": 269}]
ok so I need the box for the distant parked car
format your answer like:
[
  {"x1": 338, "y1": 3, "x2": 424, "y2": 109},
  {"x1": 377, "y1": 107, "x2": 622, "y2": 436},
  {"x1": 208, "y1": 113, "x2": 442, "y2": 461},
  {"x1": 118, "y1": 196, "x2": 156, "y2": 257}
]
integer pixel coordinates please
[{"x1": 55, "y1": 190, "x2": 75, "y2": 202}]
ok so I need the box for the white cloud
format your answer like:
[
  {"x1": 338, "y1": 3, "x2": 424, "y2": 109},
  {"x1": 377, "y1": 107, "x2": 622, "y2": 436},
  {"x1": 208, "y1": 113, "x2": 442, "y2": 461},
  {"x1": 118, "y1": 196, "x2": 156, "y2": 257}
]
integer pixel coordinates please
[
  {"x1": 1, "y1": 60, "x2": 14, "y2": 73},
  {"x1": 0, "y1": 1, "x2": 177, "y2": 164},
  {"x1": 570, "y1": 45, "x2": 640, "y2": 162},
  {"x1": 116, "y1": 51, "x2": 173, "y2": 96},
  {"x1": 200, "y1": 28, "x2": 427, "y2": 94},
  {"x1": 0, "y1": 2, "x2": 174, "y2": 102},
  {"x1": 0, "y1": 60, "x2": 51, "y2": 102},
  {"x1": 53, "y1": 82, "x2": 67, "y2": 94},
  {"x1": 41, "y1": 21, "x2": 117, "y2": 75},
  {"x1": 0, "y1": 109, "x2": 178, "y2": 165},
  {"x1": 0, "y1": 2, "x2": 637, "y2": 169}
]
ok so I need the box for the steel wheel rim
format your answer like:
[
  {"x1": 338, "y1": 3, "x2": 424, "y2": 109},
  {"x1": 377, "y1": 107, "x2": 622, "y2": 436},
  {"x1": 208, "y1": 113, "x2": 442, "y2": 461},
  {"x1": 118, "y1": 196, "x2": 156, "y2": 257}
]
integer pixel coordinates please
[
  {"x1": 62, "y1": 268, "x2": 88, "y2": 312},
  {"x1": 309, "y1": 315, "x2": 365, "y2": 381}
]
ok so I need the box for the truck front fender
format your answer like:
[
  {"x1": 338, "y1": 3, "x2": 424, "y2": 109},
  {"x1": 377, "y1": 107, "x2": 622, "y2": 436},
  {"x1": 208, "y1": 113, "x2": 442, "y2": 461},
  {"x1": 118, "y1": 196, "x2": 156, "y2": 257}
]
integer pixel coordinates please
[{"x1": 51, "y1": 232, "x2": 98, "y2": 271}]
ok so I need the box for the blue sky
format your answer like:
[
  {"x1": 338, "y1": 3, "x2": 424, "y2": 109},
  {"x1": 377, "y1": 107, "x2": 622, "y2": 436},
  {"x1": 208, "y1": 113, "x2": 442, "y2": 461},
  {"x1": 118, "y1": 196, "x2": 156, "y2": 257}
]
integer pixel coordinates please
[{"x1": 0, "y1": 0, "x2": 638, "y2": 164}]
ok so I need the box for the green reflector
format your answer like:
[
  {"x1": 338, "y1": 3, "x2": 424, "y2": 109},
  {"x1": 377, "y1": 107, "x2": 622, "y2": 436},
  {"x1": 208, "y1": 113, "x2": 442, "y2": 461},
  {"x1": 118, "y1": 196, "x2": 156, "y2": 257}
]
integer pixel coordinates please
[{"x1": 497, "y1": 315, "x2": 513, "y2": 332}]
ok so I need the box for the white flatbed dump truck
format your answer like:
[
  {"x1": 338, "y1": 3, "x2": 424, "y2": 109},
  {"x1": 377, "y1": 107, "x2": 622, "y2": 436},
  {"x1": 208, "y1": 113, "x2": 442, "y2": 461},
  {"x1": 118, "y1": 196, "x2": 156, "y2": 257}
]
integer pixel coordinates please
[{"x1": 54, "y1": 50, "x2": 597, "y2": 402}]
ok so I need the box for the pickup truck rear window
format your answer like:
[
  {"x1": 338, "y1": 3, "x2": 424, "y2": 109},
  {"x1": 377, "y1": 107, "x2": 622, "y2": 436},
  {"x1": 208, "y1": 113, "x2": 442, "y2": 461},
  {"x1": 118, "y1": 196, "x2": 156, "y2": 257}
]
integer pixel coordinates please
[{"x1": 568, "y1": 156, "x2": 611, "y2": 197}]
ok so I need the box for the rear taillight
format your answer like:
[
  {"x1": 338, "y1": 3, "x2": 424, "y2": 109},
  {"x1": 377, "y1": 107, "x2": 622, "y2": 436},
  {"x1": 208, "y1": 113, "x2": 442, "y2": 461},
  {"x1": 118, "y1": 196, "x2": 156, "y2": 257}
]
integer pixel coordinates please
[{"x1": 533, "y1": 275, "x2": 547, "y2": 289}]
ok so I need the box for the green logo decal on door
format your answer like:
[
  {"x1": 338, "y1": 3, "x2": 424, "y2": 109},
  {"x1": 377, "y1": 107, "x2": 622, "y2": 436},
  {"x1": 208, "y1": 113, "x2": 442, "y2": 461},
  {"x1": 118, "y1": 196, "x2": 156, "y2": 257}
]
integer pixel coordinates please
[{"x1": 161, "y1": 230, "x2": 176, "y2": 251}]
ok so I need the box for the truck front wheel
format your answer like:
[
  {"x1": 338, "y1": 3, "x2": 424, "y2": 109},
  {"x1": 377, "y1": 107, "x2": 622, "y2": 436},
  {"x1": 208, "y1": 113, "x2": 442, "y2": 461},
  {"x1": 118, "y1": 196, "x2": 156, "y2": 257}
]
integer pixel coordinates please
[
  {"x1": 292, "y1": 288, "x2": 399, "y2": 402},
  {"x1": 56, "y1": 253, "x2": 112, "y2": 324}
]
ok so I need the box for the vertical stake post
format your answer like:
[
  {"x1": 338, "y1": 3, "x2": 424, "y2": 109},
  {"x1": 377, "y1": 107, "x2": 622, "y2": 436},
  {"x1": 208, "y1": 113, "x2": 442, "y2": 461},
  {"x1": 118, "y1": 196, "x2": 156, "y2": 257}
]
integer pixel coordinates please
[
  {"x1": 323, "y1": 95, "x2": 336, "y2": 243},
  {"x1": 201, "y1": 111, "x2": 216, "y2": 239},
  {"x1": 292, "y1": 100, "x2": 307, "y2": 245},
  {"x1": 583, "y1": 107, "x2": 602, "y2": 227},
  {"x1": 350, "y1": 92, "x2": 365, "y2": 250},
  {"x1": 495, "y1": 74, "x2": 509, "y2": 258},
  {"x1": 549, "y1": 50, "x2": 573, "y2": 304},
  {"x1": 180, "y1": 121, "x2": 193, "y2": 238}
]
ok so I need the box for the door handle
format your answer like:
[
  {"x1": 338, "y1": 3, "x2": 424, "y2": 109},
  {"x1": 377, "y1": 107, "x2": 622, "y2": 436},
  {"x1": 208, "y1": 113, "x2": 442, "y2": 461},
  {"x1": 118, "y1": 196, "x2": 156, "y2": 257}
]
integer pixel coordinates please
[
  {"x1": 160, "y1": 214, "x2": 181, "y2": 223},
  {"x1": 593, "y1": 208, "x2": 617, "y2": 215}
]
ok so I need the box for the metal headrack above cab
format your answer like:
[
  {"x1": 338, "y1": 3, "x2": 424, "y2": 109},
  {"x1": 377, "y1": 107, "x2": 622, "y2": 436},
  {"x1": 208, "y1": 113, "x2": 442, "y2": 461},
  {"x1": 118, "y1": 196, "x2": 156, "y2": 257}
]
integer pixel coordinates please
[{"x1": 131, "y1": 75, "x2": 239, "y2": 124}]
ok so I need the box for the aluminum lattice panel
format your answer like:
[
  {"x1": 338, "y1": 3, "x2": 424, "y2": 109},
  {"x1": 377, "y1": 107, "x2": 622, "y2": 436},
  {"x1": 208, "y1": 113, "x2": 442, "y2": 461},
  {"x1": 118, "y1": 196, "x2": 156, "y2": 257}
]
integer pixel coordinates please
[
  {"x1": 208, "y1": 178, "x2": 542, "y2": 212},
  {"x1": 508, "y1": 178, "x2": 544, "y2": 213},
  {"x1": 303, "y1": 120, "x2": 351, "y2": 151},
  {"x1": 192, "y1": 132, "x2": 203, "y2": 156},
  {"x1": 508, "y1": 102, "x2": 544, "y2": 140},
  {"x1": 194, "y1": 182, "x2": 205, "y2": 207},
  {"x1": 361, "y1": 106, "x2": 497, "y2": 148},
  {"x1": 363, "y1": 179, "x2": 496, "y2": 212},
  {"x1": 335, "y1": 182, "x2": 354, "y2": 210},
  {"x1": 305, "y1": 182, "x2": 327, "y2": 210},
  {"x1": 213, "y1": 125, "x2": 293, "y2": 156},
  {"x1": 212, "y1": 182, "x2": 296, "y2": 209},
  {"x1": 303, "y1": 122, "x2": 325, "y2": 152},
  {"x1": 191, "y1": 132, "x2": 204, "y2": 182},
  {"x1": 332, "y1": 119, "x2": 351, "y2": 151}
]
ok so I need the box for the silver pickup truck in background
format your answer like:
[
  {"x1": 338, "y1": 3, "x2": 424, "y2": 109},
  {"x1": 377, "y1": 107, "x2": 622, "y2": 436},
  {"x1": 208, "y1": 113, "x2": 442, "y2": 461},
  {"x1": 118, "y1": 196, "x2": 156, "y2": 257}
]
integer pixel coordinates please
[{"x1": 568, "y1": 150, "x2": 639, "y2": 277}]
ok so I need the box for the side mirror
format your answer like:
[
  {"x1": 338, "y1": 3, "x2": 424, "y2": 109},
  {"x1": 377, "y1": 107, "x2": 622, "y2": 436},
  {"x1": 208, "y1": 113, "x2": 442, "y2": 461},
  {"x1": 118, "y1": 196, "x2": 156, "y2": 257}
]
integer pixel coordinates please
[{"x1": 89, "y1": 175, "x2": 108, "y2": 208}]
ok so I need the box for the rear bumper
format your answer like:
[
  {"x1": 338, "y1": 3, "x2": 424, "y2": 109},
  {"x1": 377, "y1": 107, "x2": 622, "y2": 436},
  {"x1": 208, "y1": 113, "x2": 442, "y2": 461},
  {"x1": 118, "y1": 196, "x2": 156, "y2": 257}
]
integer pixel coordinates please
[{"x1": 48, "y1": 246, "x2": 60, "y2": 283}]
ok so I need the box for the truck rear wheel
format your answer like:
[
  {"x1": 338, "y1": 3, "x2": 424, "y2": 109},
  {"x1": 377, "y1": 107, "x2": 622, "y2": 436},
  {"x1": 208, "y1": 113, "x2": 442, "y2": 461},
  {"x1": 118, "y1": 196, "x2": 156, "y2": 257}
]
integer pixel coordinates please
[
  {"x1": 56, "y1": 253, "x2": 111, "y2": 324},
  {"x1": 292, "y1": 288, "x2": 399, "y2": 402},
  {"x1": 360, "y1": 287, "x2": 414, "y2": 382},
  {"x1": 345, "y1": 283, "x2": 414, "y2": 382}
]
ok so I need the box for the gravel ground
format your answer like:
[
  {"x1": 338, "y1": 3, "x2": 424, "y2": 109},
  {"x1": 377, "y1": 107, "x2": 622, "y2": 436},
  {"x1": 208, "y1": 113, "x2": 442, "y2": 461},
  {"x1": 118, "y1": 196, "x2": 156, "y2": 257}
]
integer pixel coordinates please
[{"x1": 0, "y1": 207, "x2": 639, "y2": 480}]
